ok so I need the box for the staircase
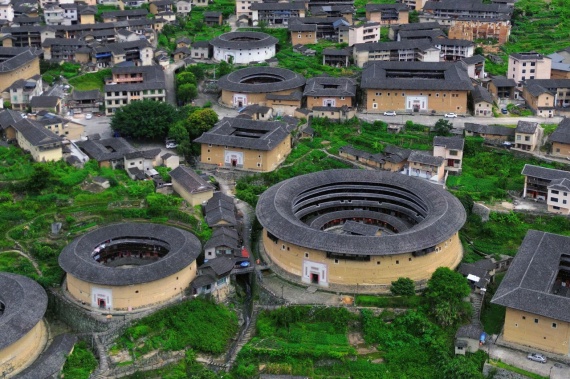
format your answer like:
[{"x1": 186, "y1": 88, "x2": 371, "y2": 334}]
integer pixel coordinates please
[
  {"x1": 226, "y1": 308, "x2": 259, "y2": 370},
  {"x1": 470, "y1": 293, "x2": 483, "y2": 322}
]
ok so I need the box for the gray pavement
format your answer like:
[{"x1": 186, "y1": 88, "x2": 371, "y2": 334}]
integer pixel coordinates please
[
  {"x1": 259, "y1": 271, "x2": 342, "y2": 305},
  {"x1": 76, "y1": 115, "x2": 113, "y2": 140},
  {"x1": 358, "y1": 113, "x2": 562, "y2": 128},
  {"x1": 485, "y1": 340, "x2": 570, "y2": 379}
]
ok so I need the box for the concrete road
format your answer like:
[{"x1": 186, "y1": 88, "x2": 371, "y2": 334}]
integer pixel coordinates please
[
  {"x1": 75, "y1": 115, "x2": 113, "y2": 140},
  {"x1": 358, "y1": 113, "x2": 563, "y2": 128},
  {"x1": 486, "y1": 342, "x2": 570, "y2": 379}
]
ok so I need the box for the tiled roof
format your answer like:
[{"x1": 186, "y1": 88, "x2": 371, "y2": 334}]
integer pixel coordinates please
[
  {"x1": 170, "y1": 166, "x2": 214, "y2": 194},
  {"x1": 433, "y1": 136, "x2": 464, "y2": 150},
  {"x1": 464, "y1": 123, "x2": 515, "y2": 137},
  {"x1": 13, "y1": 118, "x2": 62, "y2": 147},
  {"x1": 210, "y1": 31, "x2": 278, "y2": 50},
  {"x1": 548, "y1": 178, "x2": 570, "y2": 192},
  {"x1": 0, "y1": 273, "x2": 48, "y2": 351},
  {"x1": 18, "y1": 334, "x2": 77, "y2": 379},
  {"x1": 492, "y1": 231, "x2": 570, "y2": 323},
  {"x1": 521, "y1": 164, "x2": 570, "y2": 181},
  {"x1": 303, "y1": 76, "x2": 356, "y2": 97},
  {"x1": 408, "y1": 151, "x2": 445, "y2": 166},
  {"x1": 71, "y1": 89, "x2": 101, "y2": 101},
  {"x1": 194, "y1": 117, "x2": 290, "y2": 151},
  {"x1": 0, "y1": 47, "x2": 40, "y2": 75},
  {"x1": 515, "y1": 120, "x2": 538, "y2": 134},
  {"x1": 59, "y1": 223, "x2": 201, "y2": 286},
  {"x1": 549, "y1": 118, "x2": 570, "y2": 144},
  {"x1": 76, "y1": 137, "x2": 136, "y2": 161},
  {"x1": 217, "y1": 67, "x2": 305, "y2": 94},
  {"x1": 30, "y1": 95, "x2": 60, "y2": 108},
  {"x1": 470, "y1": 85, "x2": 494, "y2": 104},
  {"x1": 366, "y1": 3, "x2": 407, "y2": 12}
]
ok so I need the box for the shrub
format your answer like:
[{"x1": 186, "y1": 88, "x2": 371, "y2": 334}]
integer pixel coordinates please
[{"x1": 390, "y1": 277, "x2": 416, "y2": 296}]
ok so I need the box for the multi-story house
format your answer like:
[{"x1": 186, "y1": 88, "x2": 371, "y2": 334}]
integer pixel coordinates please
[
  {"x1": 522, "y1": 79, "x2": 570, "y2": 118},
  {"x1": 0, "y1": 0, "x2": 14, "y2": 23},
  {"x1": 398, "y1": 0, "x2": 429, "y2": 11},
  {"x1": 10, "y1": 118, "x2": 62, "y2": 162},
  {"x1": 104, "y1": 65, "x2": 166, "y2": 115},
  {"x1": 433, "y1": 38, "x2": 474, "y2": 62},
  {"x1": 548, "y1": 48, "x2": 570, "y2": 80},
  {"x1": 176, "y1": 0, "x2": 191, "y2": 16},
  {"x1": 433, "y1": 136, "x2": 464, "y2": 173},
  {"x1": 361, "y1": 61, "x2": 473, "y2": 114},
  {"x1": 470, "y1": 85, "x2": 494, "y2": 117},
  {"x1": 42, "y1": 38, "x2": 90, "y2": 63},
  {"x1": 404, "y1": 151, "x2": 446, "y2": 183},
  {"x1": 4, "y1": 74, "x2": 42, "y2": 111},
  {"x1": 365, "y1": 4, "x2": 408, "y2": 25},
  {"x1": 101, "y1": 9, "x2": 148, "y2": 23},
  {"x1": 44, "y1": 5, "x2": 66, "y2": 25},
  {"x1": 236, "y1": 0, "x2": 261, "y2": 19},
  {"x1": 421, "y1": 0, "x2": 512, "y2": 22},
  {"x1": 448, "y1": 19, "x2": 511, "y2": 44},
  {"x1": 191, "y1": 0, "x2": 208, "y2": 7},
  {"x1": 92, "y1": 40, "x2": 153, "y2": 68},
  {"x1": 514, "y1": 121, "x2": 540, "y2": 151},
  {"x1": 389, "y1": 21, "x2": 442, "y2": 41},
  {"x1": 0, "y1": 47, "x2": 41, "y2": 92},
  {"x1": 353, "y1": 40, "x2": 440, "y2": 68},
  {"x1": 522, "y1": 164, "x2": 570, "y2": 206},
  {"x1": 250, "y1": 2, "x2": 306, "y2": 26},
  {"x1": 508, "y1": 52, "x2": 551, "y2": 84},
  {"x1": 338, "y1": 22, "x2": 380, "y2": 47}
]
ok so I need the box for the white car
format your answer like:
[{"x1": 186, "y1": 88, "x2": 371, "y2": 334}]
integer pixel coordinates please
[
  {"x1": 383, "y1": 111, "x2": 397, "y2": 116},
  {"x1": 527, "y1": 353, "x2": 547, "y2": 363},
  {"x1": 166, "y1": 142, "x2": 178, "y2": 149},
  {"x1": 85, "y1": 113, "x2": 93, "y2": 120},
  {"x1": 444, "y1": 113, "x2": 458, "y2": 118}
]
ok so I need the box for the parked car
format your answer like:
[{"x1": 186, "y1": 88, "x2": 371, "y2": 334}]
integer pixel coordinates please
[
  {"x1": 85, "y1": 113, "x2": 93, "y2": 120},
  {"x1": 501, "y1": 108, "x2": 508, "y2": 114},
  {"x1": 166, "y1": 142, "x2": 178, "y2": 149},
  {"x1": 383, "y1": 111, "x2": 397, "y2": 116},
  {"x1": 444, "y1": 113, "x2": 458, "y2": 118},
  {"x1": 527, "y1": 353, "x2": 547, "y2": 363}
]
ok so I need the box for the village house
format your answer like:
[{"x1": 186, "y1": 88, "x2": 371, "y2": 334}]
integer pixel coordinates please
[
  {"x1": 548, "y1": 118, "x2": 570, "y2": 159},
  {"x1": 303, "y1": 76, "x2": 356, "y2": 110},
  {"x1": 192, "y1": 257, "x2": 235, "y2": 300},
  {"x1": 521, "y1": 164, "x2": 570, "y2": 213},
  {"x1": 404, "y1": 151, "x2": 446, "y2": 183},
  {"x1": 176, "y1": 0, "x2": 191, "y2": 17},
  {"x1": 123, "y1": 148, "x2": 162, "y2": 180},
  {"x1": 487, "y1": 76, "x2": 517, "y2": 101},
  {"x1": 461, "y1": 55, "x2": 486, "y2": 80},
  {"x1": 250, "y1": 2, "x2": 306, "y2": 27},
  {"x1": 522, "y1": 79, "x2": 570, "y2": 118},
  {"x1": 361, "y1": 61, "x2": 473, "y2": 114},
  {"x1": 0, "y1": 47, "x2": 41, "y2": 93},
  {"x1": 4, "y1": 75, "x2": 42, "y2": 111},
  {"x1": 322, "y1": 48, "x2": 350, "y2": 67},
  {"x1": 448, "y1": 19, "x2": 511, "y2": 45},
  {"x1": 514, "y1": 120, "x2": 540, "y2": 151},
  {"x1": 492, "y1": 231, "x2": 570, "y2": 355},
  {"x1": 191, "y1": 41, "x2": 212, "y2": 60},
  {"x1": 194, "y1": 118, "x2": 292, "y2": 172},
  {"x1": 30, "y1": 95, "x2": 61, "y2": 114},
  {"x1": 548, "y1": 48, "x2": 570, "y2": 79},
  {"x1": 203, "y1": 227, "x2": 240, "y2": 260},
  {"x1": 353, "y1": 40, "x2": 440, "y2": 68},
  {"x1": 204, "y1": 191, "x2": 237, "y2": 229},
  {"x1": 9, "y1": 118, "x2": 62, "y2": 162},
  {"x1": 68, "y1": 89, "x2": 101, "y2": 114},
  {"x1": 204, "y1": 11, "x2": 223, "y2": 26},
  {"x1": 432, "y1": 136, "x2": 464, "y2": 174},
  {"x1": 455, "y1": 322, "x2": 487, "y2": 355},
  {"x1": 288, "y1": 23, "x2": 317, "y2": 45},
  {"x1": 169, "y1": 165, "x2": 215, "y2": 206},
  {"x1": 470, "y1": 85, "x2": 494, "y2": 117},
  {"x1": 365, "y1": 4, "x2": 408, "y2": 25},
  {"x1": 338, "y1": 22, "x2": 380, "y2": 47},
  {"x1": 76, "y1": 137, "x2": 136, "y2": 169},
  {"x1": 508, "y1": 52, "x2": 551, "y2": 85},
  {"x1": 463, "y1": 123, "x2": 515, "y2": 144}
]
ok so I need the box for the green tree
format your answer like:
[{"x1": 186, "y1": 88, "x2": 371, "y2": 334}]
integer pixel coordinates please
[
  {"x1": 434, "y1": 119, "x2": 453, "y2": 136},
  {"x1": 176, "y1": 71, "x2": 197, "y2": 87},
  {"x1": 177, "y1": 83, "x2": 198, "y2": 104},
  {"x1": 24, "y1": 164, "x2": 53, "y2": 194},
  {"x1": 390, "y1": 277, "x2": 416, "y2": 296},
  {"x1": 440, "y1": 355, "x2": 484, "y2": 379},
  {"x1": 425, "y1": 267, "x2": 472, "y2": 327},
  {"x1": 187, "y1": 65, "x2": 205, "y2": 81},
  {"x1": 110, "y1": 100, "x2": 178, "y2": 140},
  {"x1": 186, "y1": 108, "x2": 219, "y2": 139}
]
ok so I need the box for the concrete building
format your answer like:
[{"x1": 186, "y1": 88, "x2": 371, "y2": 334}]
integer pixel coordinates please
[
  {"x1": 549, "y1": 118, "x2": 570, "y2": 159},
  {"x1": 365, "y1": 3, "x2": 408, "y2": 25},
  {"x1": 353, "y1": 40, "x2": 440, "y2": 68},
  {"x1": 4, "y1": 74, "x2": 42, "y2": 111},
  {"x1": 514, "y1": 120, "x2": 540, "y2": 151},
  {"x1": 433, "y1": 136, "x2": 464, "y2": 173},
  {"x1": 256, "y1": 169, "x2": 465, "y2": 290},
  {"x1": 521, "y1": 164, "x2": 570, "y2": 214},
  {"x1": 104, "y1": 65, "x2": 166, "y2": 115},
  {"x1": 195, "y1": 117, "x2": 292, "y2": 172},
  {"x1": 492, "y1": 231, "x2": 570, "y2": 355},
  {"x1": 338, "y1": 22, "x2": 380, "y2": 47},
  {"x1": 288, "y1": 23, "x2": 317, "y2": 45},
  {"x1": 470, "y1": 85, "x2": 494, "y2": 117},
  {"x1": 508, "y1": 52, "x2": 551, "y2": 84},
  {"x1": 59, "y1": 223, "x2": 202, "y2": 312}
]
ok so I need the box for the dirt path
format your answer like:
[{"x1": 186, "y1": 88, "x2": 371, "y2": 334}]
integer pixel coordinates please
[{"x1": 0, "y1": 249, "x2": 42, "y2": 276}]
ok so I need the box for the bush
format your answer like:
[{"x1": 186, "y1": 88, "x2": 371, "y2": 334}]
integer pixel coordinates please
[
  {"x1": 61, "y1": 341, "x2": 98, "y2": 379},
  {"x1": 390, "y1": 277, "x2": 416, "y2": 296}
]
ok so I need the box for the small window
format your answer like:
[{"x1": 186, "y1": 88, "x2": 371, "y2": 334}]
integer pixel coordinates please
[
  {"x1": 334, "y1": 259, "x2": 339, "y2": 264},
  {"x1": 376, "y1": 261, "x2": 380, "y2": 265},
  {"x1": 553, "y1": 323, "x2": 557, "y2": 328},
  {"x1": 135, "y1": 290, "x2": 139, "y2": 293},
  {"x1": 408, "y1": 257, "x2": 412, "y2": 261},
  {"x1": 282, "y1": 244, "x2": 286, "y2": 250},
  {"x1": 305, "y1": 253, "x2": 309, "y2": 258},
  {"x1": 373, "y1": 103, "x2": 378, "y2": 109},
  {"x1": 522, "y1": 316, "x2": 526, "y2": 320},
  {"x1": 396, "y1": 260, "x2": 399, "y2": 264},
  {"x1": 535, "y1": 318, "x2": 539, "y2": 324}
]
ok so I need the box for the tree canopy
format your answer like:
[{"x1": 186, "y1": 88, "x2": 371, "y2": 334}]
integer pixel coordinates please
[
  {"x1": 110, "y1": 100, "x2": 178, "y2": 140},
  {"x1": 434, "y1": 119, "x2": 454, "y2": 136},
  {"x1": 425, "y1": 267, "x2": 472, "y2": 327},
  {"x1": 390, "y1": 277, "x2": 416, "y2": 296}
]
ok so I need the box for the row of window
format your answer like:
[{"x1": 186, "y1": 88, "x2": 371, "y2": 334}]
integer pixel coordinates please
[
  {"x1": 374, "y1": 92, "x2": 460, "y2": 97},
  {"x1": 518, "y1": 315, "x2": 557, "y2": 328},
  {"x1": 106, "y1": 89, "x2": 164, "y2": 96}
]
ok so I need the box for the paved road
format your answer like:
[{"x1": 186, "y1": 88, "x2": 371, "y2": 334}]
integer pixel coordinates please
[
  {"x1": 76, "y1": 115, "x2": 113, "y2": 140},
  {"x1": 486, "y1": 341, "x2": 570, "y2": 379},
  {"x1": 164, "y1": 61, "x2": 186, "y2": 106},
  {"x1": 358, "y1": 113, "x2": 563, "y2": 128}
]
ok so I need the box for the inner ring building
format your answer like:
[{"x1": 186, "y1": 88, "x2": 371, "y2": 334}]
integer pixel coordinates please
[{"x1": 256, "y1": 169, "x2": 466, "y2": 291}]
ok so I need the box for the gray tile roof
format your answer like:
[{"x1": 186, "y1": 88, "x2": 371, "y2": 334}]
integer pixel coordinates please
[
  {"x1": 217, "y1": 67, "x2": 305, "y2": 94},
  {"x1": 210, "y1": 31, "x2": 278, "y2": 50},
  {"x1": 71, "y1": 89, "x2": 101, "y2": 101},
  {"x1": 510, "y1": 52, "x2": 547, "y2": 61},
  {"x1": 455, "y1": 321, "x2": 484, "y2": 340},
  {"x1": 515, "y1": 120, "x2": 538, "y2": 134},
  {"x1": 303, "y1": 76, "x2": 356, "y2": 97},
  {"x1": 194, "y1": 117, "x2": 291, "y2": 151},
  {"x1": 256, "y1": 169, "x2": 466, "y2": 256},
  {"x1": 30, "y1": 95, "x2": 60, "y2": 108},
  {"x1": 339, "y1": 145, "x2": 384, "y2": 163},
  {"x1": 491, "y1": 231, "x2": 570, "y2": 323},
  {"x1": 354, "y1": 39, "x2": 435, "y2": 53},
  {"x1": 124, "y1": 148, "x2": 161, "y2": 160},
  {"x1": 206, "y1": 206, "x2": 237, "y2": 227},
  {"x1": 265, "y1": 90, "x2": 303, "y2": 101},
  {"x1": 384, "y1": 145, "x2": 411, "y2": 163},
  {"x1": 323, "y1": 48, "x2": 350, "y2": 56},
  {"x1": 288, "y1": 23, "x2": 317, "y2": 32},
  {"x1": 0, "y1": 109, "x2": 23, "y2": 130},
  {"x1": 212, "y1": 226, "x2": 239, "y2": 240},
  {"x1": 491, "y1": 76, "x2": 516, "y2": 87},
  {"x1": 204, "y1": 192, "x2": 235, "y2": 214},
  {"x1": 203, "y1": 233, "x2": 239, "y2": 251},
  {"x1": 462, "y1": 54, "x2": 485, "y2": 65},
  {"x1": 342, "y1": 220, "x2": 379, "y2": 236},
  {"x1": 0, "y1": 47, "x2": 40, "y2": 75},
  {"x1": 393, "y1": 21, "x2": 441, "y2": 32},
  {"x1": 433, "y1": 136, "x2": 465, "y2": 151},
  {"x1": 101, "y1": 9, "x2": 148, "y2": 19},
  {"x1": 170, "y1": 166, "x2": 215, "y2": 194},
  {"x1": 408, "y1": 151, "x2": 445, "y2": 166},
  {"x1": 549, "y1": 118, "x2": 570, "y2": 144},
  {"x1": 423, "y1": 0, "x2": 512, "y2": 14},
  {"x1": 464, "y1": 123, "x2": 515, "y2": 137},
  {"x1": 58, "y1": 223, "x2": 201, "y2": 286},
  {"x1": 361, "y1": 61, "x2": 473, "y2": 91},
  {"x1": 471, "y1": 85, "x2": 494, "y2": 104},
  {"x1": 13, "y1": 118, "x2": 62, "y2": 147},
  {"x1": 366, "y1": 3, "x2": 407, "y2": 12},
  {"x1": 251, "y1": 2, "x2": 306, "y2": 10},
  {"x1": 200, "y1": 257, "x2": 236, "y2": 276},
  {"x1": 548, "y1": 178, "x2": 570, "y2": 192},
  {"x1": 18, "y1": 333, "x2": 77, "y2": 379},
  {"x1": 0, "y1": 273, "x2": 48, "y2": 351},
  {"x1": 521, "y1": 164, "x2": 570, "y2": 181},
  {"x1": 76, "y1": 137, "x2": 136, "y2": 161}
]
